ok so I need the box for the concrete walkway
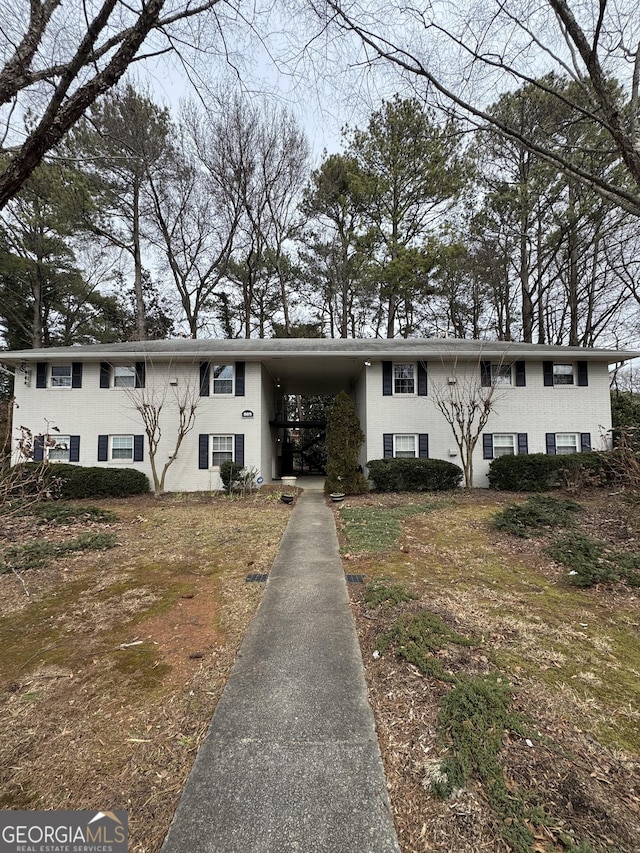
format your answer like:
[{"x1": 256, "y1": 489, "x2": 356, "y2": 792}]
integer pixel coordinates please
[{"x1": 161, "y1": 491, "x2": 400, "y2": 853}]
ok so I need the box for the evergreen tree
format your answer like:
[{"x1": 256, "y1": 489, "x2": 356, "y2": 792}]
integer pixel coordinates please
[{"x1": 324, "y1": 391, "x2": 368, "y2": 494}]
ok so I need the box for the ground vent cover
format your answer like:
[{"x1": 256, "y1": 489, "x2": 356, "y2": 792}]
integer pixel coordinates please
[
  {"x1": 345, "y1": 574, "x2": 365, "y2": 584},
  {"x1": 245, "y1": 573, "x2": 269, "y2": 583}
]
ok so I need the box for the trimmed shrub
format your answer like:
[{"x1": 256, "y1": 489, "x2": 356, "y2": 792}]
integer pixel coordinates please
[
  {"x1": 488, "y1": 452, "x2": 609, "y2": 492},
  {"x1": 367, "y1": 458, "x2": 463, "y2": 492},
  {"x1": 5, "y1": 463, "x2": 149, "y2": 500},
  {"x1": 53, "y1": 464, "x2": 149, "y2": 499}
]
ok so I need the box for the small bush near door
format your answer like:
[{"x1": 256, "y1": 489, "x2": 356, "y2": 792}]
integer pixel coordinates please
[{"x1": 367, "y1": 458, "x2": 463, "y2": 492}]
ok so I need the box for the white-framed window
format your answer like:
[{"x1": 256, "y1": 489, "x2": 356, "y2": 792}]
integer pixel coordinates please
[
  {"x1": 211, "y1": 435, "x2": 233, "y2": 466},
  {"x1": 114, "y1": 365, "x2": 136, "y2": 387},
  {"x1": 492, "y1": 364, "x2": 512, "y2": 385},
  {"x1": 394, "y1": 434, "x2": 417, "y2": 458},
  {"x1": 48, "y1": 436, "x2": 70, "y2": 461},
  {"x1": 51, "y1": 364, "x2": 72, "y2": 388},
  {"x1": 212, "y1": 364, "x2": 234, "y2": 395},
  {"x1": 394, "y1": 363, "x2": 415, "y2": 394},
  {"x1": 553, "y1": 364, "x2": 574, "y2": 386},
  {"x1": 111, "y1": 435, "x2": 134, "y2": 461},
  {"x1": 556, "y1": 433, "x2": 578, "y2": 455},
  {"x1": 493, "y1": 434, "x2": 516, "y2": 457}
]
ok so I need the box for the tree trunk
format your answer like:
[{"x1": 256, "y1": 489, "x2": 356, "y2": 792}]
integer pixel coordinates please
[{"x1": 132, "y1": 179, "x2": 147, "y2": 340}]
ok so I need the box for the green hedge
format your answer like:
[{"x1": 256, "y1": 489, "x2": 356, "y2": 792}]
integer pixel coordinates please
[
  {"x1": 6, "y1": 463, "x2": 149, "y2": 499},
  {"x1": 367, "y1": 458, "x2": 463, "y2": 492},
  {"x1": 487, "y1": 452, "x2": 610, "y2": 492}
]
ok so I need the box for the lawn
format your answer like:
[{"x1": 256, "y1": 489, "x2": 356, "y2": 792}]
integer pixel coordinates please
[
  {"x1": 1, "y1": 487, "x2": 639, "y2": 853},
  {"x1": 336, "y1": 490, "x2": 640, "y2": 853}
]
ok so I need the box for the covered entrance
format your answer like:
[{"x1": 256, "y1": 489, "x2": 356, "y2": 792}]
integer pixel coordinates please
[{"x1": 268, "y1": 417, "x2": 327, "y2": 476}]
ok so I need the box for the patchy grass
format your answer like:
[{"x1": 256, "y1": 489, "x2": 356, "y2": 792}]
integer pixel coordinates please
[
  {"x1": 33, "y1": 503, "x2": 120, "y2": 525},
  {"x1": 377, "y1": 610, "x2": 475, "y2": 682},
  {"x1": 0, "y1": 491, "x2": 292, "y2": 851},
  {"x1": 339, "y1": 498, "x2": 450, "y2": 553},
  {"x1": 363, "y1": 577, "x2": 417, "y2": 609},
  {"x1": 338, "y1": 490, "x2": 640, "y2": 853},
  {"x1": 492, "y1": 494, "x2": 583, "y2": 538},
  {"x1": 1, "y1": 532, "x2": 117, "y2": 573},
  {"x1": 546, "y1": 532, "x2": 640, "y2": 588}
]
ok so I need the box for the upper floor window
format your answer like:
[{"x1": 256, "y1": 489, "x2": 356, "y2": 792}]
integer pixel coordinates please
[
  {"x1": 543, "y1": 361, "x2": 588, "y2": 387},
  {"x1": 394, "y1": 363, "x2": 415, "y2": 395},
  {"x1": 100, "y1": 361, "x2": 145, "y2": 389},
  {"x1": 114, "y1": 365, "x2": 136, "y2": 387},
  {"x1": 51, "y1": 365, "x2": 72, "y2": 387},
  {"x1": 212, "y1": 364, "x2": 234, "y2": 395},
  {"x1": 492, "y1": 364, "x2": 512, "y2": 385},
  {"x1": 200, "y1": 362, "x2": 247, "y2": 397},
  {"x1": 553, "y1": 364, "x2": 574, "y2": 386},
  {"x1": 481, "y1": 360, "x2": 527, "y2": 387}
]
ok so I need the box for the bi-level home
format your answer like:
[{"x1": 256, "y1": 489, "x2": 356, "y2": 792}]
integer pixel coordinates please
[{"x1": 2, "y1": 338, "x2": 638, "y2": 489}]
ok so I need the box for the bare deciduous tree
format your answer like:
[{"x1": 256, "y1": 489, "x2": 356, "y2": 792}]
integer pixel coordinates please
[
  {"x1": 126, "y1": 371, "x2": 199, "y2": 496},
  {"x1": 0, "y1": 0, "x2": 229, "y2": 209},
  {"x1": 320, "y1": 0, "x2": 640, "y2": 217},
  {"x1": 430, "y1": 355, "x2": 509, "y2": 487}
]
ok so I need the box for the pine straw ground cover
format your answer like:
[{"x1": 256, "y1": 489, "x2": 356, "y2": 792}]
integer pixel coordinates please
[
  {"x1": 335, "y1": 490, "x2": 640, "y2": 853},
  {"x1": 0, "y1": 490, "x2": 293, "y2": 852}
]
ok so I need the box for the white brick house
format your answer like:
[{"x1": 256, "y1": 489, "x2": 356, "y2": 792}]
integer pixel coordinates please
[{"x1": 2, "y1": 338, "x2": 638, "y2": 490}]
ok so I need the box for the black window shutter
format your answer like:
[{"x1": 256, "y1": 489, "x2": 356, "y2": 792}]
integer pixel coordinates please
[
  {"x1": 199, "y1": 362, "x2": 210, "y2": 397},
  {"x1": 418, "y1": 434, "x2": 429, "y2": 458},
  {"x1": 580, "y1": 433, "x2": 592, "y2": 452},
  {"x1": 36, "y1": 362, "x2": 47, "y2": 388},
  {"x1": 72, "y1": 362, "x2": 83, "y2": 388},
  {"x1": 198, "y1": 434, "x2": 209, "y2": 469},
  {"x1": 234, "y1": 434, "x2": 245, "y2": 466},
  {"x1": 482, "y1": 433, "x2": 494, "y2": 460},
  {"x1": 546, "y1": 433, "x2": 557, "y2": 455},
  {"x1": 383, "y1": 434, "x2": 393, "y2": 458},
  {"x1": 577, "y1": 361, "x2": 588, "y2": 386},
  {"x1": 34, "y1": 435, "x2": 44, "y2": 462},
  {"x1": 98, "y1": 435, "x2": 108, "y2": 461},
  {"x1": 515, "y1": 361, "x2": 526, "y2": 387},
  {"x1": 417, "y1": 362, "x2": 427, "y2": 396},
  {"x1": 382, "y1": 362, "x2": 393, "y2": 396},
  {"x1": 235, "y1": 362, "x2": 245, "y2": 396},
  {"x1": 133, "y1": 435, "x2": 144, "y2": 462},
  {"x1": 480, "y1": 361, "x2": 491, "y2": 388},
  {"x1": 69, "y1": 436, "x2": 80, "y2": 462},
  {"x1": 517, "y1": 433, "x2": 528, "y2": 455},
  {"x1": 100, "y1": 362, "x2": 111, "y2": 389},
  {"x1": 135, "y1": 361, "x2": 146, "y2": 389},
  {"x1": 543, "y1": 362, "x2": 554, "y2": 387}
]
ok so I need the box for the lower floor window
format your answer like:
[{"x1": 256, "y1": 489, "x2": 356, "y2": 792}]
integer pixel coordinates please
[
  {"x1": 211, "y1": 435, "x2": 233, "y2": 467},
  {"x1": 394, "y1": 434, "x2": 416, "y2": 458},
  {"x1": 48, "y1": 436, "x2": 70, "y2": 461},
  {"x1": 493, "y1": 434, "x2": 515, "y2": 457},
  {"x1": 111, "y1": 435, "x2": 134, "y2": 460},
  {"x1": 556, "y1": 433, "x2": 578, "y2": 454}
]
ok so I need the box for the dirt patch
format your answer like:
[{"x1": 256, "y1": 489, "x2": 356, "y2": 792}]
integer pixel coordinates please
[{"x1": 0, "y1": 491, "x2": 292, "y2": 852}]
